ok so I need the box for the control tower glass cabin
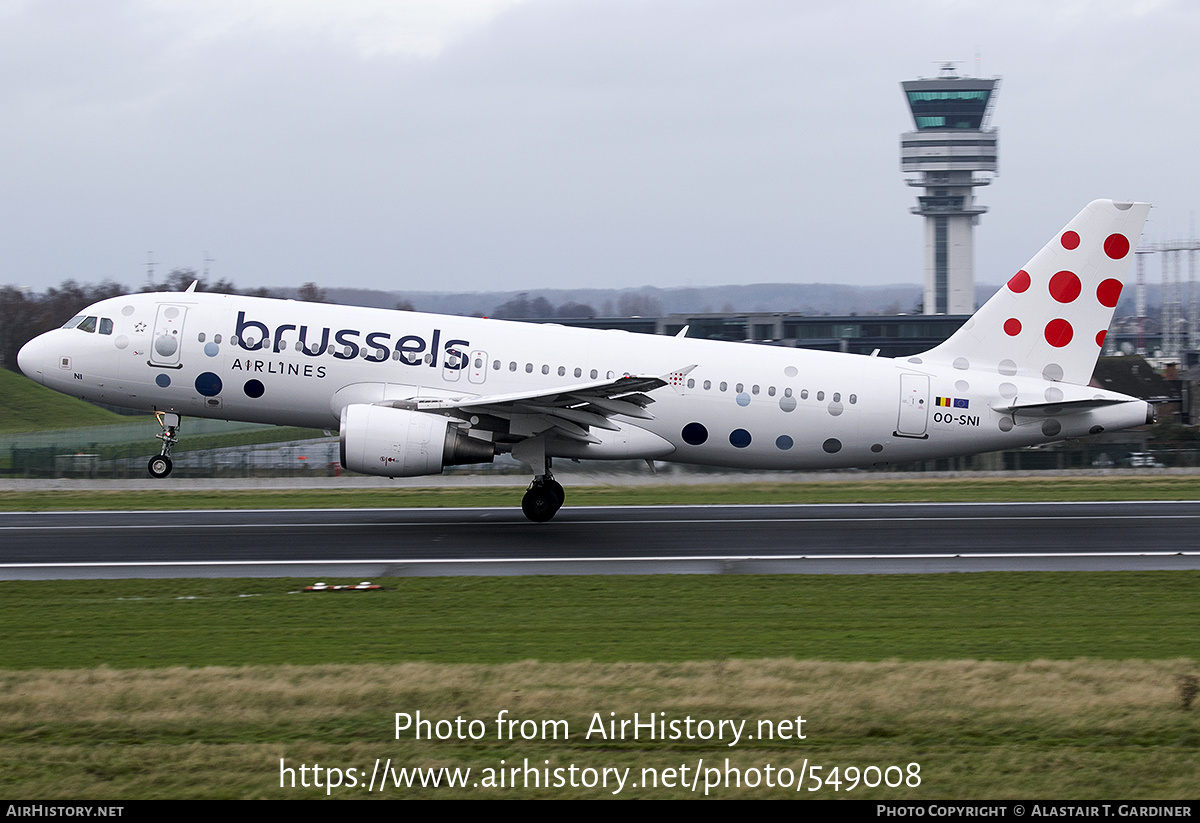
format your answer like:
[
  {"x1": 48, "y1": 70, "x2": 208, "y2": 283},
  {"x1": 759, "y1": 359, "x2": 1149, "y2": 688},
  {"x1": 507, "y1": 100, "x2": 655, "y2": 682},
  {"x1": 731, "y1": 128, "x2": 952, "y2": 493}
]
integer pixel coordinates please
[{"x1": 901, "y1": 68, "x2": 999, "y2": 315}]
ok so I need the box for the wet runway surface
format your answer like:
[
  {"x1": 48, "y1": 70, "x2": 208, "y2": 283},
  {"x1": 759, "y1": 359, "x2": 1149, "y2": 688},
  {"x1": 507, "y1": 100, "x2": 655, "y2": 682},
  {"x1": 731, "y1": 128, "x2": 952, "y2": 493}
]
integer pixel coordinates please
[{"x1": 2, "y1": 501, "x2": 1197, "y2": 577}]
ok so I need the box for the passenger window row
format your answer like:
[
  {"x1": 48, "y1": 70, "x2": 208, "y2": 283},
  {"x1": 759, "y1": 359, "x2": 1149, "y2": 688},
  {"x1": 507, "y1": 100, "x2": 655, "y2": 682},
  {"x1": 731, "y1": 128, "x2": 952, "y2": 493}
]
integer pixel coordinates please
[
  {"x1": 189, "y1": 333, "x2": 860, "y2": 408},
  {"x1": 683, "y1": 376, "x2": 858, "y2": 406}
]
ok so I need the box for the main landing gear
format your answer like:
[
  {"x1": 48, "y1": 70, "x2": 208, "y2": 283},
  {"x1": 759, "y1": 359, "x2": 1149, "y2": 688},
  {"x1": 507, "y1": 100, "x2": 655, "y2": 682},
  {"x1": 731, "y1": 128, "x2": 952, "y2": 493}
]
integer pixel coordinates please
[
  {"x1": 148, "y1": 411, "x2": 180, "y2": 478},
  {"x1": 521, "y1": 455, "x2": 565, "y2": 523},
  {"x1": 522, "y1": 476, "x2": 564, "y2": 523}
]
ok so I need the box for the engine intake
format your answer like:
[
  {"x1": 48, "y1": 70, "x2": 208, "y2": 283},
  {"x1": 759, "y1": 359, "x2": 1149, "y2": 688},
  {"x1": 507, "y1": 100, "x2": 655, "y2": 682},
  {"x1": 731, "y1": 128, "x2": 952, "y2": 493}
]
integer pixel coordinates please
[{"x1": 339, "y1": 403, "x2": 495, "y2": 477}]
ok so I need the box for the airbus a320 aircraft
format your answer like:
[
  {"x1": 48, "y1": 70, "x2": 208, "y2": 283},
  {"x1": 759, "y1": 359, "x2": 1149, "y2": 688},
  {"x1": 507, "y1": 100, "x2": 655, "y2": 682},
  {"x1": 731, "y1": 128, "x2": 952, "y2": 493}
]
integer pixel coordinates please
[{"x1": 18, "y1": 200, "x2": 1152, "y2": 522}]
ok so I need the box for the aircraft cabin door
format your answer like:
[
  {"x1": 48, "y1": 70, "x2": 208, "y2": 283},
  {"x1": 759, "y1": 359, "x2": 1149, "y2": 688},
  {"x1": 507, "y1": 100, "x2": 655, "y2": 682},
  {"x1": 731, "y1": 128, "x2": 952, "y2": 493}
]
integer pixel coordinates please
[
  {"x1": 895, "y1": 373, "x2": 929, "y2": 438},
  {"x1": 468, "y1": 350, "x2": 487, "y2": 384},
  {"x1": 149, "y1": 304, "x2": 187, "y2": 369}
]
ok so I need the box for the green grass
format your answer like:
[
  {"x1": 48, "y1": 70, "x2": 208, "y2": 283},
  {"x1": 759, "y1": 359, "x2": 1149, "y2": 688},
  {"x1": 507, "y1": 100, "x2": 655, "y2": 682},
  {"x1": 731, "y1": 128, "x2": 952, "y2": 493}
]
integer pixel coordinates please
[
  {"x1": 1, "y1": 574, "x2": 1195, "y2": 669},
  {"x1": 0, "y1": 575, "x2": 1196, "y2": 798},
  {"x1": 1, "y1": 474, "x2": 1197, "y2": 798},
  {"x1": 0, "y1": 367, "x2": 323, "y2": 451},
  {"x1": 0, "y1": 474, "x2": 1198, "y2": 511},
  {"x1": 1, "y1": 659, "x2": 1197, "y2": 798},
  {"x1": 0, "y1": 368, "x2": 124, "y2": 433}
]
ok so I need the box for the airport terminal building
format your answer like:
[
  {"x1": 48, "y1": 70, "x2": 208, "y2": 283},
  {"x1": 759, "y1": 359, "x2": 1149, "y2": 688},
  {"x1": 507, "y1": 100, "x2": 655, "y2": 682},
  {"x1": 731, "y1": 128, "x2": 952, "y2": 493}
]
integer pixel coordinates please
[{"x1": 553, "y1": 312, "x2": 969, "y2": 359}]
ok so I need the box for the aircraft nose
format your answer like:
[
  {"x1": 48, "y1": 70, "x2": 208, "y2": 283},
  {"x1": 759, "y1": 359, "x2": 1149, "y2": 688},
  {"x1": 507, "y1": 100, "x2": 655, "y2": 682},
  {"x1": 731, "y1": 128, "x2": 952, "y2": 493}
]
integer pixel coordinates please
[{"x1": 17, "y1": 334, "x2": 49, "y2": 385}]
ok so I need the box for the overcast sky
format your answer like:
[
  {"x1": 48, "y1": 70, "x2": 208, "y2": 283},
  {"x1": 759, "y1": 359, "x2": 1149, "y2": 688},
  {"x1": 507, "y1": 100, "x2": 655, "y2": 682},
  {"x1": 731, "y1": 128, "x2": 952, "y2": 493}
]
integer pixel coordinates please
[{"x1": 2, "y1": 0, "x2": 1196, "y2": 296}]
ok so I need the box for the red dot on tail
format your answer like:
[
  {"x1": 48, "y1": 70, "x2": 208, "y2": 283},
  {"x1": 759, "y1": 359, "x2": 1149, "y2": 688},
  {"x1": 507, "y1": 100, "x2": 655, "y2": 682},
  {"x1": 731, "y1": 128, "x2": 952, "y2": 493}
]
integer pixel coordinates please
[
  {"x1": 1004, "y1": 318, "x2": 1022, "y2": 336},
  {"x1": 1008, "y1": 270, "x2": 1031, "y2": 293},
  {"x1": 1045, "y1": 318, "x2": 1074, "y2": 348},
  {"x1": 1096, "y1": 330, "x2": 1107, "y2": 347},
  {"x1": 1104, "y1": 233, "x2": 1130, "y2": 259},
  {"x1": 1097, "y1": 278, "x2": 1123, "y2": 308},
  {"x1": 1061, "y1": 231, "x2": 1080, "y2": 250},
  {"x1": 1049, "y1": 271, "x2": 1082, "y2": 303}
]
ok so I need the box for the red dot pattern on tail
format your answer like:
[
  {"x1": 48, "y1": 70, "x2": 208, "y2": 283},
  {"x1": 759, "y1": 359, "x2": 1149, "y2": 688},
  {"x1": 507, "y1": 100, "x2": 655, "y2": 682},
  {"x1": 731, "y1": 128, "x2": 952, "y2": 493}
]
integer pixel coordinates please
[
  {"x1": 1049, "y1": 271, "x2": 1081, "y2": 303},
  {"x1": 1097, "y1": 278, "x2": 1123, "y2": 308},
  {"x1": 1008, "y1": 270, "x2": 1031, "y2": 293},
  {"x1": 1045, "y1": 318, "x2": 1074, "y2": 348},
  {"x1": 1001, "y1": 232, "x2": 1133, "y2": 360},
  {"x1": 1104, "y1": 233, "x2": 1130, "y2": 260}
]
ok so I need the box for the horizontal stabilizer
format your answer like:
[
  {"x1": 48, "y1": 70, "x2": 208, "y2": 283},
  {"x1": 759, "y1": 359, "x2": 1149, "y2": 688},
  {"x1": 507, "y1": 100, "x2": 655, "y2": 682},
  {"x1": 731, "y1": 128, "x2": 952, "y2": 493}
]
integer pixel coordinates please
[{"x1": 991, "y1": 397, "x2": 1125, "y2": 414}]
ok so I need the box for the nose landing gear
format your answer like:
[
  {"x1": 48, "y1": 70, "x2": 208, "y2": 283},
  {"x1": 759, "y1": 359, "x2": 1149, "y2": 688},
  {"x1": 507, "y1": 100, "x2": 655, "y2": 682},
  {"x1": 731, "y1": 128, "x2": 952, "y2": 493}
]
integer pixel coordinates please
[{"x1": 148, "y1": 411, "x2": 180, "y2": 478}]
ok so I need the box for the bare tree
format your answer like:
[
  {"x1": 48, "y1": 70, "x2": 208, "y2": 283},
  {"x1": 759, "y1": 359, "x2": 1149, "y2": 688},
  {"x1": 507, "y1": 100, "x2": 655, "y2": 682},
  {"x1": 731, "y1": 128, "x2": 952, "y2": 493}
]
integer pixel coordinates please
[
  {"x1": 617, "y1": 293, "x2": 662, "y2": 317},
  {"x1": 0, "y1": 286, "x2": 35, "y2": 370},
  {"x1": 494, "y1": 293, "x2": 553, "y2": 319},
  {"x1": 555, "y1": 302, "x2": 596, "y2": 319},
  {"x1": 141, "y1": 267, "x2": 202, "y2": 293},
  {"x1": 298, "y1": 282, "x2": 328, "y2": 303},
  {"x1": 2, "y1": 279, "x2": 126, "y2": 372}
]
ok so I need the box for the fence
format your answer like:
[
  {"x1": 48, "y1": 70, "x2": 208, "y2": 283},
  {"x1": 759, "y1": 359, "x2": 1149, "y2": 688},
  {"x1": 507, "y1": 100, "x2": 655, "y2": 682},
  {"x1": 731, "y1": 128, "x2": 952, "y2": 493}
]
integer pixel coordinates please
[{"x1": 7, "y1": 436, "x2": 1197, "y2": 479}]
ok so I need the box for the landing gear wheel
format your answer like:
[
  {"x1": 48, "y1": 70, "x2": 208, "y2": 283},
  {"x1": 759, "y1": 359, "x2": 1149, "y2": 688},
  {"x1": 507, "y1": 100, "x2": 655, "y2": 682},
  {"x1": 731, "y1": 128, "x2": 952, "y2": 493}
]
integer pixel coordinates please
[
  {"x1": 150, "y1": 412, "x2": 180, "y2": 480},
  {"x1": 522, "y1": 484, "x2": 560, "y2": 523},
  {"x1": 148, "y1": 455, "x2": 173, "y2": 478},
  {"x1": 545, "y1": 478, "x2": 565, "y2": 507}
]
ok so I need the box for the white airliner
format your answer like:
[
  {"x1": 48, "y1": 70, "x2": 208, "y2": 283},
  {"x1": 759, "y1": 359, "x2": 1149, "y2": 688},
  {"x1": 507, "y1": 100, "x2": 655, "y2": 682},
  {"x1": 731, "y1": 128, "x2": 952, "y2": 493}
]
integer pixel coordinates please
[{"x1": 18, "y1": 199, "x2": 1152, "y2": 521}]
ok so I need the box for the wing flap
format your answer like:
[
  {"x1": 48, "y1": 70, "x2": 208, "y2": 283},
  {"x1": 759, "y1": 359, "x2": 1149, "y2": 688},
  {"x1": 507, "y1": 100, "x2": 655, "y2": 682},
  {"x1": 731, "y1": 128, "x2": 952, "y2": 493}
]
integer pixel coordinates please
[
  {"x1": 412, "y1": 373, "x2": 667, "y2": 414},
  {"x1": 385, "y1": 370, "x2": 685, "y2": 447}
]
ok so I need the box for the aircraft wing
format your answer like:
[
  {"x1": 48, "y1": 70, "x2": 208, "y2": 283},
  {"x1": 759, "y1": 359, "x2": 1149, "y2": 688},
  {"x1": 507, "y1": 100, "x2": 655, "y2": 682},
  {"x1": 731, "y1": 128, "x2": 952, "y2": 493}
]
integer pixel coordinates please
[{"x1": 389, "y1": 369, "x2": 691, "y2": 444}]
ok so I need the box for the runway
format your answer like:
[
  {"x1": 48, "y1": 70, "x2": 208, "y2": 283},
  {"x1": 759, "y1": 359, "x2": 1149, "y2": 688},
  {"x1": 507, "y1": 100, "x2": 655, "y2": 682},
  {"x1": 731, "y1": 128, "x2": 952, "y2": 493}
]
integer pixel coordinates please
[{"x1": 2, "y1": 501, "x2": 1198, "y2": 578}]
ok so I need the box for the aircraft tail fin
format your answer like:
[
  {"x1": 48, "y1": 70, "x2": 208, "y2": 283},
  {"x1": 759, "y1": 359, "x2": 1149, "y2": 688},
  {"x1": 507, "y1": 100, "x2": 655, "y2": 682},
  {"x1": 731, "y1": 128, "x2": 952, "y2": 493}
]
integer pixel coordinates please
[{"x1": 916, "y1": 199, "x2": 1149, "y2": 385}]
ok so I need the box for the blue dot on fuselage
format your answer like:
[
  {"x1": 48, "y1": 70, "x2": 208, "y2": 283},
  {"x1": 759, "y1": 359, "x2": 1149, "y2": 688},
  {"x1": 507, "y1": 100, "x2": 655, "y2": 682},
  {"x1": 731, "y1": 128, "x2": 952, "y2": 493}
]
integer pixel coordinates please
[
  {"x1": 195, "y1": 372, "x2": 222, "y2": 397},
  {"x1": 729, "y1": 429, "x2": 751, "y2": 448},
  {"x1": 736, "y1": 392, "x2": 750, "y2": 407},
  {"x1": 776, "y1": 435, "x2": 793, "y2": 450},
  {"x1": 204, "y1": 342, "x2": 219, "y2": 357},
  {"x1": 155, "y1": 374, "x2": 170, "y2": 388}
]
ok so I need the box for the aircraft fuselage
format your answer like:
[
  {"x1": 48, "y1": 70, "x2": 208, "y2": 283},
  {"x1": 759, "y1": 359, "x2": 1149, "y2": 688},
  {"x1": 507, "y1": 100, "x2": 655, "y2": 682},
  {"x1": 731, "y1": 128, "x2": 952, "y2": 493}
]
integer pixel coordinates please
[
  {"x1": 18, "y1": 290, "x2": 1148, "y2": 471},
  {"x1": 15, "y1": 200, "x2": 1156, "y2": 520}
]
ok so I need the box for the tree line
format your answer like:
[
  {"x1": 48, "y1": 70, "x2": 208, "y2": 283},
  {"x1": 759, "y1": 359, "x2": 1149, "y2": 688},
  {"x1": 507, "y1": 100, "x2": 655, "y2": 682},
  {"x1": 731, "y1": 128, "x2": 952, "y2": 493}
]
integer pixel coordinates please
[
  {"x1": 0, "y1": 268, "x2": 330, "y2": 371},
  {"x1": 487, "y1": 292, "x2": 662, "y2": 320},
  {"x1": 0, "y1": 270, "x2": 666, "y2": 372}
]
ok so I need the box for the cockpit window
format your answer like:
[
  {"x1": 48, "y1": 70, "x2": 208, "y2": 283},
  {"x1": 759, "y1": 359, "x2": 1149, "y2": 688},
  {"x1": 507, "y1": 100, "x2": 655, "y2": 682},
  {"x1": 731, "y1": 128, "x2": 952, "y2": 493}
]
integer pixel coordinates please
[
  {"x1": 62, "y1": 315, "x2": 84, "y2": 329},
  {"x1": 76, "y1": 316, "x2": 98, "y2": 333},
  {"x1": 99, "y1": 318, "x2": 113, "y2": 335}
]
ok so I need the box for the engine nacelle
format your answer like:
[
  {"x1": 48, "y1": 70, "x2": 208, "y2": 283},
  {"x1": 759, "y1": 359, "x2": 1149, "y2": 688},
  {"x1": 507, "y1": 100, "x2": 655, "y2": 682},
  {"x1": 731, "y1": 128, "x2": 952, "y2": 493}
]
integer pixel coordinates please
[{"x1": 339, "y1": 403, "x2": 495, "y2": 477}]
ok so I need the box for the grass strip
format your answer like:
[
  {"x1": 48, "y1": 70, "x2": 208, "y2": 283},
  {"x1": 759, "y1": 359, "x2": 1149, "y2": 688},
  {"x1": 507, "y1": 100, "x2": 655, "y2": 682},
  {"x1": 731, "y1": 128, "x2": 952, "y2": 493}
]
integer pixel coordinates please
[
  {"x1": 0, "y1": 474, "x2": 1198, "y2": 511},
  {"x1": 1, "y1": 574, "x2": 1196, "y2": 669},
  {"x1": 0, "y1": 370, "x2": 124, "y2": 433},
  {"x1": 0, "y1": 659, "x2": 1196, "y2": 798}
]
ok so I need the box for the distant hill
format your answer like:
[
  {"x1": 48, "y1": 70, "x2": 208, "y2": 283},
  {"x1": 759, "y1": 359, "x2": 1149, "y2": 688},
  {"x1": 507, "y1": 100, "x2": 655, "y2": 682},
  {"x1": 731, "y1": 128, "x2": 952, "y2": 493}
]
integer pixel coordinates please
[
  {"x1": 0, "y1": 368, "x2": 124, "y2": 434},
  {"x1": 279, "y1": 279, "x2": 1151, "y2": 319},
  {"x1": 296, "y1": 283, "x2": 931, "y2": 317}
]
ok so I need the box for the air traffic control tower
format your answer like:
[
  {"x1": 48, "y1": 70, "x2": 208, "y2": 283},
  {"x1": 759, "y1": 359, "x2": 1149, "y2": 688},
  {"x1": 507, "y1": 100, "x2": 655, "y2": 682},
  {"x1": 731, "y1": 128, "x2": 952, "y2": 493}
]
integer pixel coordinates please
[{"x1": 901, "y1": 65, "x2": 999, "y2": 315}]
